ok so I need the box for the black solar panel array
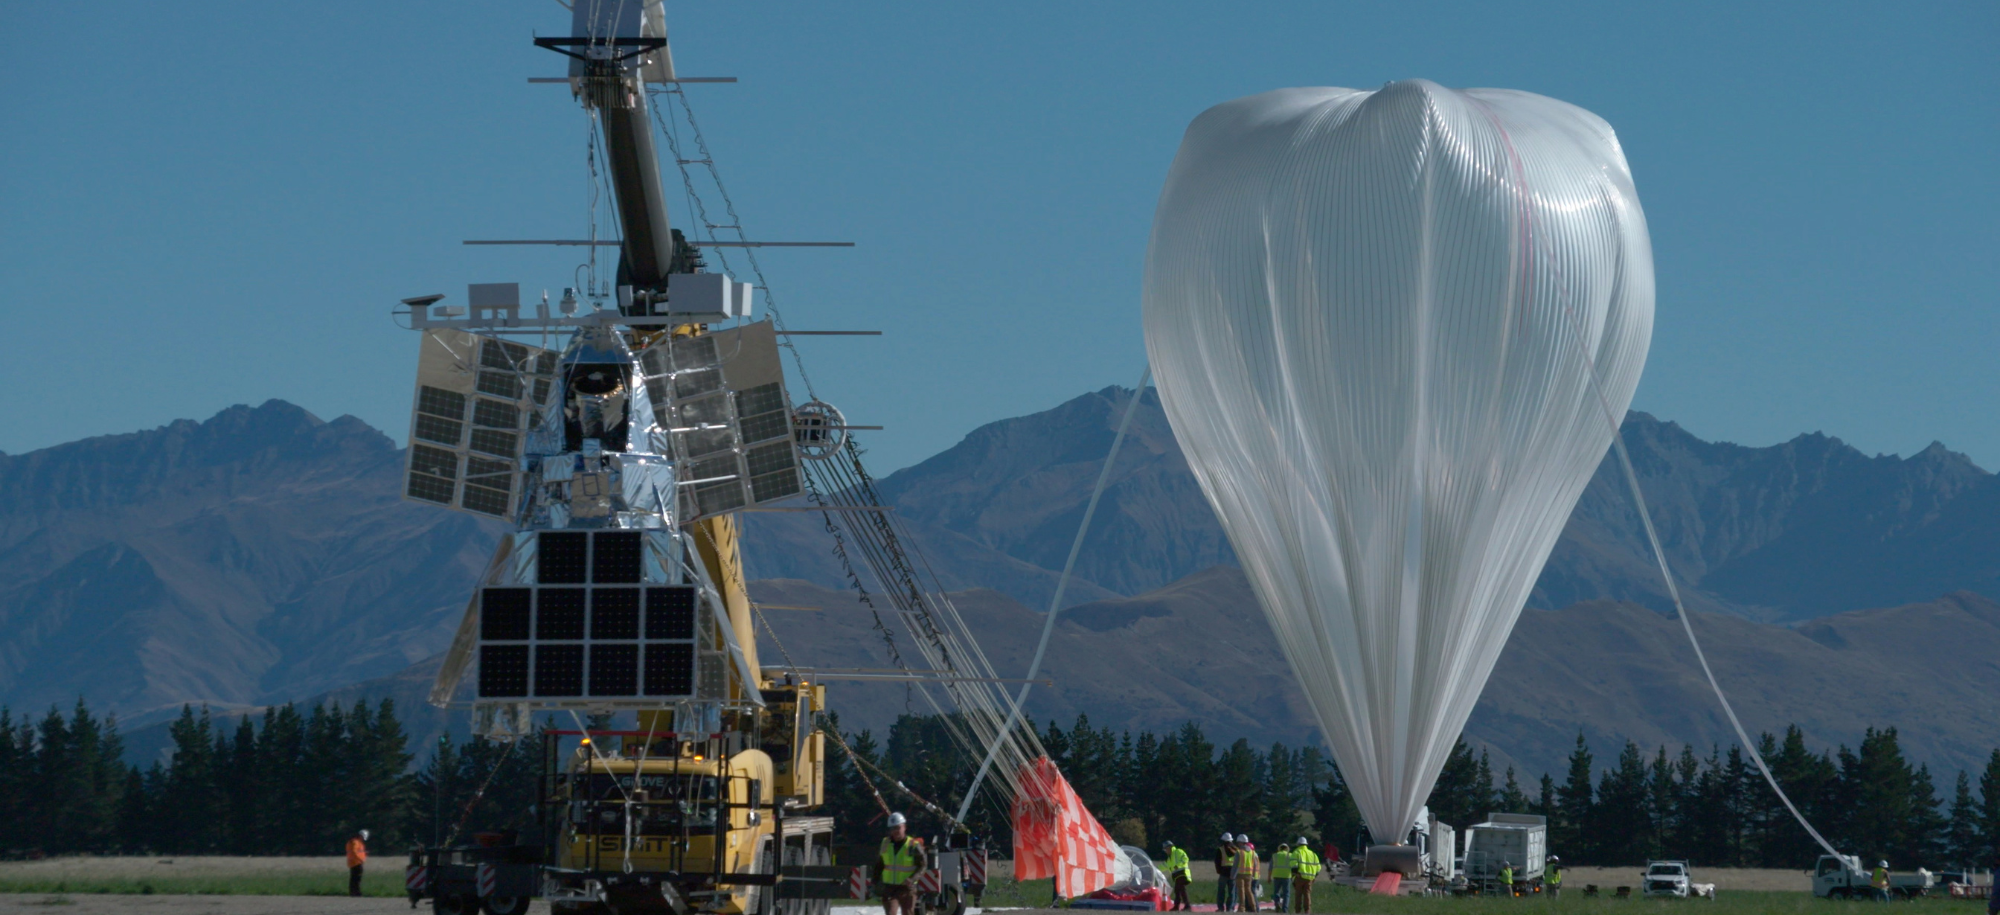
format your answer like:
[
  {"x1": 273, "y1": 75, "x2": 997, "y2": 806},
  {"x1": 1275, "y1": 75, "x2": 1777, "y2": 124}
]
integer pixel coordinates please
[{"x1": 476, "y1": 530, "x2": 699, "y2": 700}]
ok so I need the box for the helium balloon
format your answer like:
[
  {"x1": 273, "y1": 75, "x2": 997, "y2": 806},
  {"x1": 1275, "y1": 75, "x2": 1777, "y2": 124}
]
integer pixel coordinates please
[{"x1": 1142, "y1": 80, "x2": 1652, "y2": 841}]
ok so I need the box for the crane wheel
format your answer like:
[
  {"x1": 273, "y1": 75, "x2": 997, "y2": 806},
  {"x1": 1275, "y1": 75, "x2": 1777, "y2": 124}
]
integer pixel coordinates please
[{"x1": 484, "y1": 897, "x2": 528, "y2": 915}]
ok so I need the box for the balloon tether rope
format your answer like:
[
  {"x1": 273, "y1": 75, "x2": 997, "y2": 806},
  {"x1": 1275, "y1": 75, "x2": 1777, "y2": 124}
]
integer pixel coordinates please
[
  {"x1": 1572, "y1": 337, "x2": 1842, "y2": 860},
  {"x1": 953, "y1": 367, "x2": 1152, "y2": 824}
]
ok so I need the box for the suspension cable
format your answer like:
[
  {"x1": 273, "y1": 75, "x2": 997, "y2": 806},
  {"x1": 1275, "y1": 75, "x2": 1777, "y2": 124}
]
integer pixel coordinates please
[{"x1": 956, "y1": 369, "x2": 1151, "y2": 822}]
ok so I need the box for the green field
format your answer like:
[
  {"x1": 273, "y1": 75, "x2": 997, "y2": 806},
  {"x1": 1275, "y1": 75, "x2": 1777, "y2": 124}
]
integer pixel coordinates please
[
  {"x1": 0, "y1": 858, "x2": 409, "y2": 898},
  {"x1": 976, "y1": 878, "x2": 1985, "y2": 914}
]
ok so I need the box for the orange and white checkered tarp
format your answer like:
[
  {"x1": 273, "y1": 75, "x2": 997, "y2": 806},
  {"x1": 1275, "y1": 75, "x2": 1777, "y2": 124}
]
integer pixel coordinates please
[{"x1": 1011, "y1": 756, "x2": 1131, "y2": 898}]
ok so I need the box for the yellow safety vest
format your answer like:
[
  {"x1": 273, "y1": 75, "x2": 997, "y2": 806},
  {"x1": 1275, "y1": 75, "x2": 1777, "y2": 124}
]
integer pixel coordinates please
[
  {"x1": 1236, "y1": 849, "x2": 1259, "y2": 875},
  {"x1": 1872, "y1": 867, "x2": 1889, "y2": 889},
  {"x1": 880, "y1": 838, "x2": 921, "y2": 886},
  {"x1": 1292, "y1": 848, "x2": 1322, "y2": 878},
  {"x1": 1164, "y1": 847, "x2": 1191, "y2": 876},
  {"x1": 1271, "y1": 851, "x2": 1294, "y2": 879},
  {"x1": 1500, "y1": 867, "x2": 1514, "y2": 886},
  {"x1": 1548, "y1": 867, "x2": 1562, "y2": 887}
]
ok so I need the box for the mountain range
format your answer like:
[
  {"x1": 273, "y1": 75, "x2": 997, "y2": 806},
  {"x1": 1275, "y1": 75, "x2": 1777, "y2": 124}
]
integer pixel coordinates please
[{"x1": 7, "y1": 390, "x2": 2000, "y2": 778}]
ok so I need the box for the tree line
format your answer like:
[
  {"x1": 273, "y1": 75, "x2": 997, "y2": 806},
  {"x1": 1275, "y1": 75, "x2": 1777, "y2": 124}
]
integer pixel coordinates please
[
  {"x1": 826, "y1": 713, "x2": 2000, "y2": 870},
  {"x1": 7, "y1": 698, "x2": 1997, "y2": 872},
  {"x1": 0, "y1": 700, "x2": 536, "y2": 857}
]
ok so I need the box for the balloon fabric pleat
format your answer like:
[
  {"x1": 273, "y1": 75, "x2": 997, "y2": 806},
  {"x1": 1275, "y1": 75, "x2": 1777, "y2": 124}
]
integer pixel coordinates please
[{"x1": 1142, "y1": 80, "x2": 1653, "y2": 842}]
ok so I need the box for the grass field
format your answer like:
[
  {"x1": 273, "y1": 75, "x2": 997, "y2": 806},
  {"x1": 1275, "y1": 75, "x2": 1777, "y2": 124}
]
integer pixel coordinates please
[
  {"x1": 974, "y1": 875, "x2": 1986, "y2": 914},
  {"x1": 0, "y1": 857, "x2": 406, "y2": 898},
  {"x1": 2, "y1": 856, "x2": 1987, "y2": 915}
]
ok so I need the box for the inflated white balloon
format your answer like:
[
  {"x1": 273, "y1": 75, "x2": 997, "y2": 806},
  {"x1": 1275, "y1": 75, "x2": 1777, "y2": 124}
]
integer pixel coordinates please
[{"x1": 1142, "y1": 80, "x2": 1652, "y2": 841}]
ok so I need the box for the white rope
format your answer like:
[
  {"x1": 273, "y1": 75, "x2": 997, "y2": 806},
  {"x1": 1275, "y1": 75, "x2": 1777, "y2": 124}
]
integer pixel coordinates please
[
  {"x1": 954, "y1": 367, "x2": 1152, "y2": 823},
  {"x1": 1599, "y1": 431, "x2": 1842, "y2": 859},
  {"x1": 1552, "y1": 276, "x2": 1843, "y2": 859}
]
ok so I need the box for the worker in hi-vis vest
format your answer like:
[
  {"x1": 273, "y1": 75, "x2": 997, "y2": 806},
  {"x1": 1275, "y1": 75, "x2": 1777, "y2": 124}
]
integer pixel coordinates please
[
  {"x1": 1872, "y1": 861, "x2": 1891, "y2": 902},
  {"x1": 345, "y1": 829, "x2": 368, "y2": 897},
  {"x1": 1235, "y1": 838, "x2": 1261, "y2": 911},
  {"x1": 1269, "y1": 843, "x2": 1294, "y2": 913},
  {"x1": 1289, "y1": 838, "x2": 1321, "y2": 913},
  {"x1": 875, "y1": 813, "x2": 929, "y2": 915},
  {"x1": 1546, "y1": 856, "x2": 1564, "y2": 897},
  {"x1": 1162, "y1": 840, "x2": 1193, "y2": 910},
  {"x1": 1214, "y1": 833, "x2": 1239, "y2": 911}
]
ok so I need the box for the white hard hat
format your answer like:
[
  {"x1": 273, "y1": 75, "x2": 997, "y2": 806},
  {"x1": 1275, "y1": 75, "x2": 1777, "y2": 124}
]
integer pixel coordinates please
[
  {"x1": 359, "y1": 829, "x2": 370, "y2": 840},
  {"x1": 1221, "y1": 832, "x2": 1232, "y2": 841},
  {"x1": 1297, "y1": 836, "x2": 1309, "y2": 846},
  {"x1": 1236, "y1": 834, "x2": 1248, "y2": 843},
  {"x1": 1879, "y1": 860, "x2": 1889, "y2": 868},
  {"x1": 887, "y1": 812, "x2": 907, "y2": 828}
]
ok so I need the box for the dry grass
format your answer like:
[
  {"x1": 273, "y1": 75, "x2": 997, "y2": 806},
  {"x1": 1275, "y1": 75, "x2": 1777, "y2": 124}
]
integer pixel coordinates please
[{"x1": 1557, "y1": 868, "x2": 1811, "y2": 893}]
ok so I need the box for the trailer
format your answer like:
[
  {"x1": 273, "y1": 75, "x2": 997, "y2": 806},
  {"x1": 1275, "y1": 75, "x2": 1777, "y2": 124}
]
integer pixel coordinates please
[
  {"x1": 918, "y1": 835, "x2": 990, "y2": 915},
  {"x1": 1460, "y1": 814, "x2": 1546, "y2": 896},
  {"x1": 405, "y1": 840, "x2": 543, "y2": 915}
]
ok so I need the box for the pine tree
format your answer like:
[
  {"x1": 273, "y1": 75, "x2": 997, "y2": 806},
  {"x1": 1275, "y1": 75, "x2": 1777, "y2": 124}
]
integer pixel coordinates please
[
  {"x1": 1764, "y1": 726, "x2": 1839, "y2": 867},
  {"x1": 1721, "y1": 747, "x2": 1756, "y2": 866},
  {"x1": 221, "y1": 716, "x2": 261, "y2": 853},
  {"x1": 1554, "y1": 732, "x2": 1594, "y2": 861},
  {"x1": 1947, "y1": 771, "x2": 1981, "y2": 868},
  {"x1": 1214, "y1": 740, "x2": 1261, "y2": 842},
  {"x1": 1255, "y1": 744, "x2": 1310, "y2": 843},
  {"x1": 350, "y1": 700, "x2": 415, "y2": 847},
  {"x1": 1498, "y1": 767, "x2": 1530, "y2": 814},
  {"x1": 1426, "y1": 739, "x2": 1486, "y2": 828},
  {"x1": 1906, "y1": 763, "x2": 1948, "y2": 866},
  {"x1": 0, "y1": 709, "x2": 24, "y2": 851},
  {"x1": 1309, "y1": 757, "x2": 1362, "y2": 859},
  {"x1": 1646, "y1": 746, "x2": 1677, "y2": 860},
  {"x1": 1844, "y1": 728, "x2": 1927, "y2": 867},
  {"x1": 1160, "y1": 723, "x2": 1219, "y2": 851},
  {"x1": 158, "y1": 706, "x2": 222, "y2": 852},
  {"x1": 261, "y1": 704, "x2": 308, "y2": 853},
  {"x1": 116, "y1": 767, "x2": 149, "y2": 853},
  {"x1": 33, "y1": 704, "x2": 80, "y2": 852},
  {"x1": 1978, "y1": 750, "x2": 2000, "y2": 862},
  {"x1": 1593, "y1": 741, "x2": 1651, "y2": 865}
]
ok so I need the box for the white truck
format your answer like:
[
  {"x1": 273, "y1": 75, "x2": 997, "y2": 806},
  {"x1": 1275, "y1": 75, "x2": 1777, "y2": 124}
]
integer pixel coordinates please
[
  {"x1": 1641, "y1": 861, "x2": 1714, "y2": 898},
  {"x1": 1460, "y1": 813, "x2": 1546, "y2": 895},
  {"x1": 1812, "y1": 855, "x2": 1935, "y2": 900}
]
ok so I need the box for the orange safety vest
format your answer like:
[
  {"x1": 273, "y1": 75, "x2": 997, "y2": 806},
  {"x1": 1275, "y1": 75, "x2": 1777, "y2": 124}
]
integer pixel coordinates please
[{"x1": 346, "y1": 837, "x2": 367, "y2": 867}]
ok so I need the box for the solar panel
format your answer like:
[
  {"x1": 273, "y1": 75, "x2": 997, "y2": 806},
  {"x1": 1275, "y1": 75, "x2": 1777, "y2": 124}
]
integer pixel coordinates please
[
  {"x1": 589, "y1": 588, "x2": 641, "y2": 639},
  {"x1": 473, "y1": 533, "x2": 702, "y2": 703},
  {"x1": 592, "y1": 532, "x2": 644, "y2": 582},
  {"x1": 536, "y1": 589, "x2": 587, "y2": 639},
  {"x1": 537, "y1": 532, "x2": 589, "y2": 583},
  {"x1": 636, "y1": 321, "x2": 804, "y2": 521},
  {"x1": 533, "y1": 645, "x2": 585, "y2": 697},
  {"x1": 644, "y1": 643, "x2": 696, "y2": 696},
  {"x1": 645, "y1": 586, "x2": 698, "y2": 639},
  {"x1": 479, "y1": 645, "x2": 530, "y2": 698},
  {"x1": 588, "y1": 644, "x2": 640, "y2": 696},
  {"x1": 401, "y1": 329, "x2": 556, "y2": 519},
  {"x1": 481, "y1": 588, "x2": 533, "y2": 640}
]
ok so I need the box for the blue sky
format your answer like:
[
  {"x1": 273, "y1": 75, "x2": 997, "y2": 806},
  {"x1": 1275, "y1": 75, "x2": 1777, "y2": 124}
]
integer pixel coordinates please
[{"x1": 2, "y1": 1, "x2": 1994, "y2": 473}]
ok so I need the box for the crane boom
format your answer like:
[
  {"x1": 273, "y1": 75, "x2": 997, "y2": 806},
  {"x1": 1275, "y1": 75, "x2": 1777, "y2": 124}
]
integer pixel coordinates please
[{"x1": 537, "y1": 0, "x2": 693, "y2": 312}]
